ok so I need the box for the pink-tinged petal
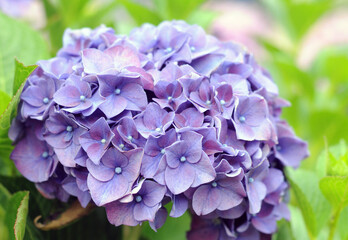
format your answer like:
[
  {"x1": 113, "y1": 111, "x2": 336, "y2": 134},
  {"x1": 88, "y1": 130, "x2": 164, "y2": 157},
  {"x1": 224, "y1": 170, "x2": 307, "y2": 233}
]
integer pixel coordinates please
[
  {"x1": 141, "y1": 154, "x2": 163, "y2": 178},
  {"x1": 99, "y1": 95, "x2": 127, "y2": 118},
  {"x1": 170, "y1": 194, "x2": 188, "y2": 218},
  {"x1": 54, "y1": 142, "x2": 80, "y2": 167},
  {"x1": 53, "y1": 85, "x2": 81, "y2": 107},
  {"x1": 82, "y1": 48, "x2": 113, "y2": 74},
  {"x1": 104, "y1": 45, "x2": 141, "y2": 69},
  {"x1": 192, "y1": 185, "x2": 221, "y2": 215},
  {"x1": 87, "y1": 174, "x2": 129, "y2": 206},
  {"x1": 106, "y1": 201, "x2": 139, "y2": 226},
  {"x1": 252, "y1": 215, "x2": 277, "y2": 234},
  {"x1": 86, "y1": 159, "x2": 114, "y2": 182},
  {"x1": 133, "y1": 203, "x2": 159, "y2": 222},
  {"x1": 121, "y1": 83, "x2": 148, "y2": 111},
  {"x1": 79, "y1": 138, "x2": 105, "y2": 165},
  {"x1": 101, "y1": 147, "x2": 128, "y2": 168},
  {"x1": 142, "y1": 181, "x2": 166, "y2": 207},
  {"x1": 122, "y1": 148, "x2": 143, "y2": 182},
  {"x1": 247, "y1": 181, "x2": 267, "y2": 214},
  {"x1": 149, "y1": 207, "x2": 167, "y2": 231},
  {"x1": 191, "y1": 153, "x2": 216, "y2": 188},
  {"x1": 165, "y1": 163, "x2": 195, "y2": 195}
]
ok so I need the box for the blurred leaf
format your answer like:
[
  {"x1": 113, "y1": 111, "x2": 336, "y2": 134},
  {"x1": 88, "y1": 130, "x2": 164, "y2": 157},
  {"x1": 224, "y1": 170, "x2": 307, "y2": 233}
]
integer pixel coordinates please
[
  {"x1": 288, "y1": 205, "x2": 310, "y2": 240},
  {"x1": 0, "y1": 91, "x2": 11, "y2": 114},
  {"x1": 337, "y1": 206, "x2": 348, "y2": 240},
  {"x1": 119, "y1": 0, "x2": 162, "y2": 25},
  {"x1": 187, "y1": 9, "x2": 217, "y2": 29},
  {"x1": 141, "y1": 211, "x2": 190, "y2": 240},
  {"x1": 0, "y1": 60, "x2": 37, "y2": 130},
  {"x1": 166, "y1": 0, "x2": 206, "y2": 20},
  {"x1": 0, "y1": 13, "x2": 49, "y2": 95},
  {"x1": 273, "y1": 219, "x2": 296, "y2": 240},
  {"x1": 319, "y1": 176, "x2": 348, "y2": 210},
  {"x1": 287, "y1": 168, "x2": 331, "y2": 237},
  {"x1": 5, "y1": 191, "x2": 29, "y2": 240},
  {"x1": 0, "y1": 183, "x2": 11, "y2": 207},
  {"x1": 262, "y1": 0, "x2": 333, "y2": 41}
]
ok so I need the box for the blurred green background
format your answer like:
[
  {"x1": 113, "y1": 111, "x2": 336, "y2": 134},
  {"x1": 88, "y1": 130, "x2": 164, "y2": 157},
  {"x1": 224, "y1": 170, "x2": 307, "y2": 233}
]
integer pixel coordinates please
[{"x1": 0, "y1": 0, "x2": 348, "y2": 239}]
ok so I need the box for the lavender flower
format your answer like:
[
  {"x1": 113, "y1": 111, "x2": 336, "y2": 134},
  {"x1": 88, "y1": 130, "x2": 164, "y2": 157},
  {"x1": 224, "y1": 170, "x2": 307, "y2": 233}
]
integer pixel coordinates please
[{"x1": 10, "y1": 20, "x2": 308, "y2": 238}]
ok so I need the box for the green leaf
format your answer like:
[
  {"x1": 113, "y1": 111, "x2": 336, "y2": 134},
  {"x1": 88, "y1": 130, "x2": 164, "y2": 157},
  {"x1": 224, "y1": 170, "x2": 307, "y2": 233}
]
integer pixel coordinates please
[
  {"x1": 288, "y1": 205, "x2": 310, "y2": 240},
  {"x1": 5, "y1": 191, "x2": 29, "y2": 240},
  {"x1": 119, "y1": 0, "x2": 162, "y2": 25},
  {"x1": 319, "y1": 176, "x2": 348, "y2": 210},
  {"x1": 187, "y1": 9, "x2": 217, "y2": 30},
  {"x1": 0, "y1": 91, "x2": 11, "y2": 115},
  {"x1": 273, "y1": 219, "x2": 296, "y2": 240},
  {"x1": 337, "y1": 206, "x2": 348, "y2": 240},
  {"x1": 0, "y1": 13, "x2": 49, "y2": 95},
  {"x1": 0, "y1": 183, "x2": 11, "y2": 208},
  {"x1": 0, "y1": 60, "x2": 37, "y2": 130},
  {"x1": 141, "y1": 211, "x2": 191, "y2": 240},
  {"x1": 287, "y1": 168, "x2": 331, "y2": 237}
]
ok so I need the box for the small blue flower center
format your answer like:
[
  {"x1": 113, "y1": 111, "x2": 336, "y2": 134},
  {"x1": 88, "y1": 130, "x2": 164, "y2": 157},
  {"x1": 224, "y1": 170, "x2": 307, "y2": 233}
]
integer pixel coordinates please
[
  {"x1": 248, "y1": 177, "x2": 254, "y2": 183},
  {"x1": 190, "y1": 46, "x2": 196, "y2": 52},
  {"x1": 43, "y1": 97, "x2": 49, "y2": 104},
  {"x1": 205, "y1": 100, "x2": 211, "y2": 105},
  {"x1": 119, "y1": 143, "x2": 124, "y2": 149},
  {"x1": 239, "y1": 116, "x2": 246, "y2": 123},
  {"x1": 165, "y1": 47, "x2": 172, "y2": 53},
  {"x1": 101, "y1": 138, "x2": 106, "y2": 144},
  {"x1": 211, "y1": 182, "x2": 218, "y2": 188},
  {"x1": 42, "y1": 151, "x2": 49, "y2": 158},
  {"x1": 160, "y1": 148, "x2": 165, "y2": 154},
  {"x1": 276, "y1": 145, "x2": 281, "y2": 151},
  {"x1": 66, "y1": 126, "x2": 73, "y2": 132},
  {"x1": 223, "y1": 143, "x2": 228, "y2": 147},
  {"x1": 114, "y1": 88, "x2": 121, "y2": 95},
  {"x1": 155, "y1": 127, "x2": 161, "y2": 132},
  {"x1": 180, "y1": 156, "x2": 186, "y2": 162},
  {"x1": 167, "y1": 96, "x2": 173, "y2": 101},
  {"x1": 220, "y1": 100, "x2": 226, "y2": 105},
  {"x1": 127, "y1": 135, "x2": 133, "y2": 141},
  {"x1": 135, "y1": 196, "x2": 142, "y2": 203},
  {"x1": 80, "y1": 95, "x2": 86, "y2": 102},
  {"x1": 115, "y1": 167, "x2": 122, "y2": 174}
]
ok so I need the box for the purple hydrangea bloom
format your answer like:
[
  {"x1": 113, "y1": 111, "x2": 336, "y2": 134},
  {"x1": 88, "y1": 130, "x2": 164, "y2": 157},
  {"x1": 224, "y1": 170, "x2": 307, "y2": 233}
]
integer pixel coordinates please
[{"x1": 10, "y1": 20, "x2": 309, "y2": 238}]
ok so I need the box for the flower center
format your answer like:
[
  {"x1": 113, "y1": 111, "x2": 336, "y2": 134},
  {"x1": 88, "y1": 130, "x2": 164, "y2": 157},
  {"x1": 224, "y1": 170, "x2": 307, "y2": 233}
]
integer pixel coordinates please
[
  {"x1": 190, "y1": 46, "x2": 196, "y2": 52},
  {"x1": 114, "y1": 88, "x2": 121, "y2": 95},
  {"x1": 276, "y1": 145, "x2": 281, "y2": 151},
  {"x1": 160, "y1": 149, "x2": 165, "y2": 154},
  {"x1": 80, "y1": 95, "x2": 86, "y2": 102},
  {"x1": 119, "y1": 143, "x2": 124, "y2": 149},
  {"x1": 239, "y1": 116, "x2": 246, "y2": 123},
  {"x1": 101, "y1": 138, "x2": 106, "y2": 144},
  {"x1": 135, "y1": 195, "x2": 142, "y2": 203},
  {"x1": 205, "y1": 100, "x2": 211, "y2": 105},
  {"x1": 115, "y1": 167, "x2": 122, "y2": 174},
  {"x1": 66, "y1": 125, "x2": 73, "y2": 132},
  {"x1": 248, "y1": 177, "x2": 254, "y2": 183},
  {"x1": 180, "y1": 156, "x2": 186, "y2": 162},
  {"x1": 42, "y1": 151, "x2": 49, "y2": 158},
  {"x1": 167, "y1": 96, "x2": 173, "y2": 101},
  {"x1": 165, "y1": 47, "x2": 172, "y2": 53},
  {"x1": 220, "y1": 100, "x2": 226, "y2": 105},
  {"x1": 127, "y1": 135, "x2": 133, "y2": 141},
  {"x1": 42, "y1": 97, "x2": 49, "y2": 104},
  {"x1": 211, "y1": 182, "x2": 218, "y2": 188},
  {"x1": 223, "y1": 143, "x2": 228, "y2": 147},
  {"x1": 155, "y1": 127, "x2": 161, "y2": 132}
]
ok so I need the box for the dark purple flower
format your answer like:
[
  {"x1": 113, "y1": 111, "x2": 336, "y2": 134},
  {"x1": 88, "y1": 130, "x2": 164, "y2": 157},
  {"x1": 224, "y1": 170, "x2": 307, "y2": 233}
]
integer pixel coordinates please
[
  {"x1": 134, "y1": 102, "x2": 175, "y2": 138},
  {"x1": 53, "y1": 75, "x2": 104, "y2": 115},
  {"x1": 97, "y1": 74, "x2": 148, "y2": 118},
  {"x1": 233, "y1": 95, "x2": 276, "y2": 141},
  {"x1": 11, "y1": 131, "x2": 58, "y2": 182},
  {"x1": 156, "y1": 131, "x2": 216, "y2": 194},
  {"x1": 192, "y1": 172, "x2": 246, "y2": 216},
  {"x1": 105, "y1": 180, "x2": 166, "y2": 226},
  {"x1": 87, "y1": 147, "x2": 143, "y2": 206},
  {"x1": 79, "y1": 117, "x2": 114, "y2": 164}
]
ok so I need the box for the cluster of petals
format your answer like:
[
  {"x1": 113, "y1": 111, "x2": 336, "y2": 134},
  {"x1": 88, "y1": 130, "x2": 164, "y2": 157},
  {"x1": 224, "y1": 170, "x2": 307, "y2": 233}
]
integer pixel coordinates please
[{"x1": 10, "y1": 21, "x2": 309, "y2": 239}]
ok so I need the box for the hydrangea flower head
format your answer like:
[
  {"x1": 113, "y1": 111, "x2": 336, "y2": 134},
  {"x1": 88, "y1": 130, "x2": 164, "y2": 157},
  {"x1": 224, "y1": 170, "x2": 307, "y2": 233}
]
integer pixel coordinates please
[{"x1": 10, "y1": 21, "x2": 309, "y2": 239}]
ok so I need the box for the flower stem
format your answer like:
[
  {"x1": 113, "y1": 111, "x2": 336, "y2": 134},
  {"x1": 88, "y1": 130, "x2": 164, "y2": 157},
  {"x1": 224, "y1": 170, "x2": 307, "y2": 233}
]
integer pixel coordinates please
[
  {"x1": 123, "y1": 225, "x2": 142, "y2": 240},
  {"x1": 328, "y1": 206, "x2": 343, "y2": 240}
]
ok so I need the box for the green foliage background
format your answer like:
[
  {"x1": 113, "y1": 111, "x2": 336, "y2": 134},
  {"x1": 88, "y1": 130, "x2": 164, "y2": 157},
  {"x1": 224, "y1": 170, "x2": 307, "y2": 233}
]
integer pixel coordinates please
[{"x1": 0, "y1": 0, "x2": 348, "y2": 239}]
